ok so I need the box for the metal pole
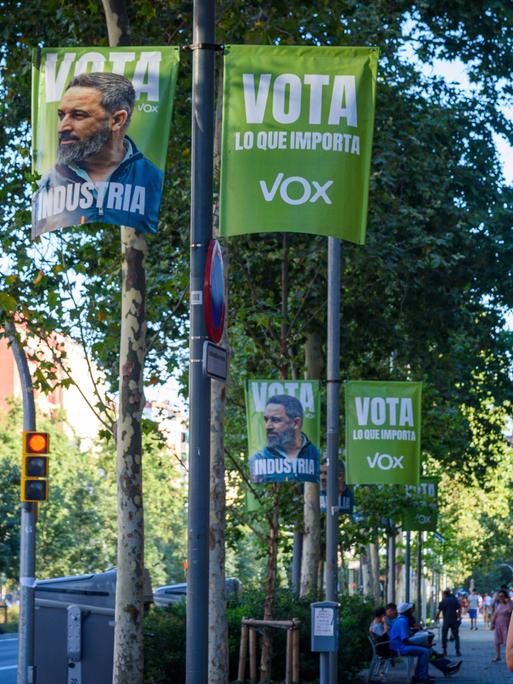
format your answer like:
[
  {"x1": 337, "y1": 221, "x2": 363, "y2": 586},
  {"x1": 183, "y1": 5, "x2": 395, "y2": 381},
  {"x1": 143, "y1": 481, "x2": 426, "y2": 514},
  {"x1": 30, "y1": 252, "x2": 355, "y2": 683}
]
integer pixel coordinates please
[
  {"x1": 187, "y1": 1, "x2": 215, "y2": 682},
  {"x1": 405, "y1": 531, "x2": 411, "y2": 603},
  {"x1": 416, "y1": 532, "x2": 422, "y2": 621},
  {"x1": 326, "y1": 237, "x2": 340, "y2": 684},
  {"x1": 7, "y1": 323, "x2": 36, "y2": 684},
  {"x1": 320, "y1": 652, "x2": 329, "y2": 684},
  {"x1": 387, "y1": 531, "x2": 396, "y2": 604}
]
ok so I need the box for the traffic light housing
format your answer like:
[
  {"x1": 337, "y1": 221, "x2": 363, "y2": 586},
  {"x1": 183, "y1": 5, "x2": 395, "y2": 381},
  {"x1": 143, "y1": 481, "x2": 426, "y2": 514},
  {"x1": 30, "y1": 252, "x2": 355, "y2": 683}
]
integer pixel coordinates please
[{"x1": 21, "y1": 432, "x2": 50, "y2": 502}]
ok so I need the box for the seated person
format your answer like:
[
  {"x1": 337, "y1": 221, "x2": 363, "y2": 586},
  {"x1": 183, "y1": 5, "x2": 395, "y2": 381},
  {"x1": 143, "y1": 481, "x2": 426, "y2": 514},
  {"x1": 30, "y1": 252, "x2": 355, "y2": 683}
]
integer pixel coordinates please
[
  {"x1": 369, "y1": 607, "x2": 393, "y2": 657},
  {"x1": 389, "y1": 603, "x2": 462, "y2": 683},
  {"x1": 385, "y1": 602, "x2": 398, "y2": 628}
]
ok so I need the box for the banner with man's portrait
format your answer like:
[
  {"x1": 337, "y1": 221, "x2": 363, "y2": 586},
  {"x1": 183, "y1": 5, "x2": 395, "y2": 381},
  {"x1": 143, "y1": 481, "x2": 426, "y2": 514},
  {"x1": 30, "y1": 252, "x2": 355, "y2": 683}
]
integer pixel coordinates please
[
  {"x1": 31, "y1": 46, "x2": 180, "y2": 238},
  {"x1": 245, "y1": 379, "x2": 320, "y2": 484}
]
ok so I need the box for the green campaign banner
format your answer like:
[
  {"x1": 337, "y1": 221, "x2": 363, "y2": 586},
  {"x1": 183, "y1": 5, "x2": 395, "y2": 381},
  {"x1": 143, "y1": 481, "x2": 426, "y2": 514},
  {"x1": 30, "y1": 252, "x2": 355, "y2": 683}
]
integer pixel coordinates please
[
  {"x1": 402, "y1": 477, "x2": 438, "y2": 531},
  {"x1": 219, "y1": 45, "x2": 379, "y2": 244},
  {"x1": 31, "y1": 46, "x2": 180, "y2": 238},
  {"x1": 345, "y1": 381, "x2": 422, "y2": 485},
  {"x1": 245, "y1": 379, "x2": 320, "y2": 484}
]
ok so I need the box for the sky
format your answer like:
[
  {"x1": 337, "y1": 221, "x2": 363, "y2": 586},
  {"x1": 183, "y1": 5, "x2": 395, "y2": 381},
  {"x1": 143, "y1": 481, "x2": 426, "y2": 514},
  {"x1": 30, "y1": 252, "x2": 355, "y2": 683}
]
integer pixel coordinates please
[
  {"x1": 430, "y1": 58, "x2": 513, "y2": 184},
  {"x1": 428, "y1": 58, "x2": 512, "y2": 333}
]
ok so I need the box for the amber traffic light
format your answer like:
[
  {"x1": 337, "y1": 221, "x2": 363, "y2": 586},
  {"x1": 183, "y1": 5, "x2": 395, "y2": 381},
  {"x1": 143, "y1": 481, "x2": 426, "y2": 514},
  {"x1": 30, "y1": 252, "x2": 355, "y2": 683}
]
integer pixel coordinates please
[{"x1": 21, "y1": 432, "x2": 50, "y2": 502}]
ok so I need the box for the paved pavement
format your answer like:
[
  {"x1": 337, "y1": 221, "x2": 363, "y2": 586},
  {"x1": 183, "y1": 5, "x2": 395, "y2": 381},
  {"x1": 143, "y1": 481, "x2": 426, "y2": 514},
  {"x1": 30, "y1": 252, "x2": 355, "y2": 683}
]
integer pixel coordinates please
[
  {"x1": 361, "y1": 616, "x2": 513, "y2": 683},
  {"x1": 0, "y1": 633, "x2": 17, "y2": 684}
]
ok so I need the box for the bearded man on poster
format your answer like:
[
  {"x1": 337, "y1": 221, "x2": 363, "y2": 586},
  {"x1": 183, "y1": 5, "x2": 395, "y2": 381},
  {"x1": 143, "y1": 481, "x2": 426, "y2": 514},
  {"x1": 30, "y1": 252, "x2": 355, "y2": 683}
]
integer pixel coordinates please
[
  {"x1": 32, "y1": 71, "x2": 163, "y2": 237},
  {"x1": 249, "y1": 394, "x2": 320, "y2": 484}
]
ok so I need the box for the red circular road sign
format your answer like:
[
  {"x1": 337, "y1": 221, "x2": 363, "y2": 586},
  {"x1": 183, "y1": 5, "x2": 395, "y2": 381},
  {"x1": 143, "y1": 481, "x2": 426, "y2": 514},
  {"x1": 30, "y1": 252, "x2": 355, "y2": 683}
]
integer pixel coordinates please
[{"x1": 204, "y1": 240, "x2": 226, "y2": 343}]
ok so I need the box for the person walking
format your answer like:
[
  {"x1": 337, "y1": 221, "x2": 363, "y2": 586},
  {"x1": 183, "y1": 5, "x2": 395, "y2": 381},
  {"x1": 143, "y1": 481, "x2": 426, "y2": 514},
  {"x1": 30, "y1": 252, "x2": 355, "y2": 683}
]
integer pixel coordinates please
[
  {"x1": 468, "y1": 589, "x2": 480, "y2": 630},
  {"x1": 436, "y1": 589, "x2": 462, "y2": 657},
  {"x1": 491, "y1": 590, "x2": 513, "y2": 662},
  {"x1": 483, "y1": 592, "x2": 493, "y2": 627}
]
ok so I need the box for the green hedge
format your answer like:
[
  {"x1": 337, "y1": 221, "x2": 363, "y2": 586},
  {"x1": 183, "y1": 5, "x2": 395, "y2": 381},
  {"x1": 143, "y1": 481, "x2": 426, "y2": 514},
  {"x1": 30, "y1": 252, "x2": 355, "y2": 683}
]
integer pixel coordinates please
[{"x1": 144, "y1": 591, "x2": 373, "y2": 683}]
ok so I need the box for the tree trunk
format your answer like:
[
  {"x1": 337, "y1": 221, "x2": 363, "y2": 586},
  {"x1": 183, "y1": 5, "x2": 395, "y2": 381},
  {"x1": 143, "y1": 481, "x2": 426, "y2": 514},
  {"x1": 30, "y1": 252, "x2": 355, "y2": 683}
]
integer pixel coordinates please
[
  {"x1": 339, "y1": 543, "x2": 347, "y2": 594},
  {"x1": 259, "y1": 235, "x2": 290, "y2": 680},
  {"x1": 300, "y1": 332, "x2": 323, "y2": 597},
  {"x1": 260, "y1": 488, "x2": 280, "y2": 682},
  {"x1": 209, "y1": 380, "x2": 228, "y2": 684},
  {"x1": 360, "y1": 547, "x2": 370, "y2": 597},
  {"x1": 113, "y1": 228, "x2": 147, "y2": 683},
  {"x1": 208, "y1": 65, "x2": 229, "y2": 684},
  {"x1": 98, "y1": 4, "x2": 146, "y2": 684},
  {"x1": 101, "y1": 0, "x2": 130, "y2": 46},
  {"x1": 368, "y1": 536, "x2": 381, "y2": 603}
]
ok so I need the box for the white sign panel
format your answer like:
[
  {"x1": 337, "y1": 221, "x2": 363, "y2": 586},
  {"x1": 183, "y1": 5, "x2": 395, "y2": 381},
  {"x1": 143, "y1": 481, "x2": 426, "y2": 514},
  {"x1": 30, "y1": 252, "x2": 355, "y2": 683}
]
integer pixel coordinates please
[{"x1": 314, "y1": 607, "x2": 334, "y2": 637}]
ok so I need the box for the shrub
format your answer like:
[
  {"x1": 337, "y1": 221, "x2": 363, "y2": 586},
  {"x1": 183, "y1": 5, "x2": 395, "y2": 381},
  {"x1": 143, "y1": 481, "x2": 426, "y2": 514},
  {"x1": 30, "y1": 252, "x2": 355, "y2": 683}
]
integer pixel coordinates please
[
  {"x1": 144, "y1": 591, "x2": 373, "y2": 683},
  {"x1": 144, "y1": 601, "x2": 186, "y2": 684}
]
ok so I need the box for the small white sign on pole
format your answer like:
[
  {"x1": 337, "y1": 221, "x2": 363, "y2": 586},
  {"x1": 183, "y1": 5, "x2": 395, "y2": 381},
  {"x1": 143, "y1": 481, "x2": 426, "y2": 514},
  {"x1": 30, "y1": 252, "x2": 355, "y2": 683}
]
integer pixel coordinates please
[{"x1": 314, "y1": 608, "x2": 334, "y2": 637}]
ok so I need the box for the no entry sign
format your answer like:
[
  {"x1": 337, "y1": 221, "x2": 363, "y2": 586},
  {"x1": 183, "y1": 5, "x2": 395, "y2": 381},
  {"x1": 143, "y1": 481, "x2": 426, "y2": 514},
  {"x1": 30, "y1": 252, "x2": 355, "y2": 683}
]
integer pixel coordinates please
[{"x1": 204, "y1": 239, "x2": 226, "y2": 343}]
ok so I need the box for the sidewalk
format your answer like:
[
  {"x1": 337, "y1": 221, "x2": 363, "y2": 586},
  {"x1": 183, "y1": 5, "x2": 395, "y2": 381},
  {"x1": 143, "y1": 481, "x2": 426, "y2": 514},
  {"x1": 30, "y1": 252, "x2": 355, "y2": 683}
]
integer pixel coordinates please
[{"x1": 360, "y1": 616, "x2": 513, "y2": 683}]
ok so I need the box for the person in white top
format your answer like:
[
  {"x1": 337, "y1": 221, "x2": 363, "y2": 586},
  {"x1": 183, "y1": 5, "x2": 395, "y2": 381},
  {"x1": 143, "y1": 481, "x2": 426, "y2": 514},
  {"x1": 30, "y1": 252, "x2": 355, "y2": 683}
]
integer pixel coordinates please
[
  {"x1": 468, "y1": 589, "x2": 480, "y2": 630},
  {"x1": 483, "y1": 593, "x2": 493, "y2": 627}
]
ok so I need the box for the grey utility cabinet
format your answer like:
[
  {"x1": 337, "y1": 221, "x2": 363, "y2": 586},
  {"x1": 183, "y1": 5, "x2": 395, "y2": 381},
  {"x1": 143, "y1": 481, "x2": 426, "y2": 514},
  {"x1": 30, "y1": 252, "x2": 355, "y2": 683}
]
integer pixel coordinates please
[{"x1": 34, "y1": 568, "x2": 152, "y2": 684}]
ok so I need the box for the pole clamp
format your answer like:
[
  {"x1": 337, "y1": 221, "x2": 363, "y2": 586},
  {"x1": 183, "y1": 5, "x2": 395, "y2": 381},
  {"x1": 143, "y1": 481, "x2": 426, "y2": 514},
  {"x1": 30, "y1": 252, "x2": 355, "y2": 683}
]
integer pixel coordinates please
[{"x1": 183, "y1": 43, "x2": 224, "y2": 52}]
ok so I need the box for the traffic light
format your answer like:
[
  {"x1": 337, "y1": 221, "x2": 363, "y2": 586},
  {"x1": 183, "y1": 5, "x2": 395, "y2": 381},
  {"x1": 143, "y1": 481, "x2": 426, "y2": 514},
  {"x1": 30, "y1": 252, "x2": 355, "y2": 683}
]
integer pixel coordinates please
[{"x1": 21, "y1": 431, "x2": 50, "y2": 502}]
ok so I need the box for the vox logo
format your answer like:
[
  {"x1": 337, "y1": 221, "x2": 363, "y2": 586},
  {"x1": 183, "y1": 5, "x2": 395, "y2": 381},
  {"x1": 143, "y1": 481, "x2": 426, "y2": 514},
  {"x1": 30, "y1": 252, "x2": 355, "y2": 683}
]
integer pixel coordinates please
[
  {"x1": 137, "y1": 102, "x2": 159, "y2": 113},
  {"x1": 259, "y1": 173, "x2": 333, "y2": 206},
  {"x1": 416, "y1": 514, "x2": 431, "y2": 524},
  {"x1": 366, "y1": 452, "x2": 404, "y2": 470}
]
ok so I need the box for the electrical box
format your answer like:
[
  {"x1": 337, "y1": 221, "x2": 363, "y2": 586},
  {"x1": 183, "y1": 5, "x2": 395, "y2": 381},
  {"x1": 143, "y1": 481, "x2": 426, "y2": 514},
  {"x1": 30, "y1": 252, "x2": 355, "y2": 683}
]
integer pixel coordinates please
[{"x1": 311, "y1": 601, "x2": 339, "y2": 653}]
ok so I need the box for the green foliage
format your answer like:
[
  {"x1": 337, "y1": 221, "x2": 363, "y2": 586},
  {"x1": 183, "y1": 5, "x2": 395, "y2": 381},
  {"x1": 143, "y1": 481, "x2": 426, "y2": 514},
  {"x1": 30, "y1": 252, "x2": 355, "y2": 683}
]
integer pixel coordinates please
[
  {"x1": 140, "y1": 430, "x2": 188, "y2": 586},
  {"x1": 33, "y1": 413, "x2": 118, "y2": 578},
  {"x1": 0, "y1": 603, "x2": 19, "y2": 634},
  {"x1": 0, "y1": 402, "x2": 187, "y2": 584},
  {"x1": 144, "y1": 601, "x2": 187, "y2": 684},
  {"x1": 0, "y1": 0, "x2": 512, "y2": 633},
  {"x1": 0, "y1": 403, "x2": 23, "y2": 579},
  {"x1": 143, "y1": 591, "x2": 374, "y2": 683}
]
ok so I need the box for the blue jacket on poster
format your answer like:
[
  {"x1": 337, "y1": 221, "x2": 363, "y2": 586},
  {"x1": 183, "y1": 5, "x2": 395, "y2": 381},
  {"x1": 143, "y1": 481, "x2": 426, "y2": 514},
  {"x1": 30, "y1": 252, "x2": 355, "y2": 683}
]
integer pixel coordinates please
[
  {"x1": 249, "y1": 434, "x2": 320, "y2": 484},
  {"x1": 32, "y1": 137, "x2": 163, "y2": 238}
]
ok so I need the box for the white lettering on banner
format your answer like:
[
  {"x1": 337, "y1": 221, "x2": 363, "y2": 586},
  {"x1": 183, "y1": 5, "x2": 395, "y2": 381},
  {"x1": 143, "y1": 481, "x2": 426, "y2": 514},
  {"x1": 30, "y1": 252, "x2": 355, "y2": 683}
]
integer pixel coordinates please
[
  {"x1": 110, "y1": 52, "x2": 136, "y2": 75},
  {"x1": 303, "y1": 74, "x2": 330, "y2": 123},
  {"x1": 259, "y1": 173, "x2": 333, "y2": 205},
  {"x1": 132, "y1": 51, "x2": 161, "y2": 101},
  {"x1": 75, "y1": 52, "x2": 107, "y2": 75},
  {"x1": 416, "y1": 514, "x2": 430, "y2": 524},
  {"x1": 44, "y1": 53, "x2": 76, "y2": 102},
  {"x1": 366, "y1": 452, "x2": 404, "y2": 470},
  {"x1": 290, "y1": 131, "x2": 360, "y2": 153},
  {"x1": 405, "y1": 483, "x2": 436, "y2": 497},
  {"x1": 233, "y1": 130, "x2": 360, "y2": 154},
  {"x1": 242, "y1": 73, "x2": 358, "y2": 126},
  {"x1": 138, "y1": 103, "x2": 159, "y2": 113},
  {"x1": 354, "y1": 397, "x2": 415, "y2": 427},
  {"x1": 250, "y1": 381, "x2": 315, "y2": 413},
  {"x1": 36, "y1": 182, "x2": 146, "y2": 220},
  {"x1": 352, "y1": 429, "x2": 417, "y2": 441},
  {"x1": 44, "y1": 51, "x2": 162, "y2": 103},
  {"x1": 272, "y1": 74, "x2": 302, "y2": 124},
  {"x1": 253, "y1": 457, "x2": 315, "y2": 477}
]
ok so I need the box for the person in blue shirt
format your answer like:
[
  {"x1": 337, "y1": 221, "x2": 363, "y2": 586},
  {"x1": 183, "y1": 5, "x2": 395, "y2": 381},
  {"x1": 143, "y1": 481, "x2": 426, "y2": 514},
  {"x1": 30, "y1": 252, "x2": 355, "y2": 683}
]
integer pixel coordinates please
[{"x1": 389, "y1": 602, "x2": 462, "y2": 682}]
